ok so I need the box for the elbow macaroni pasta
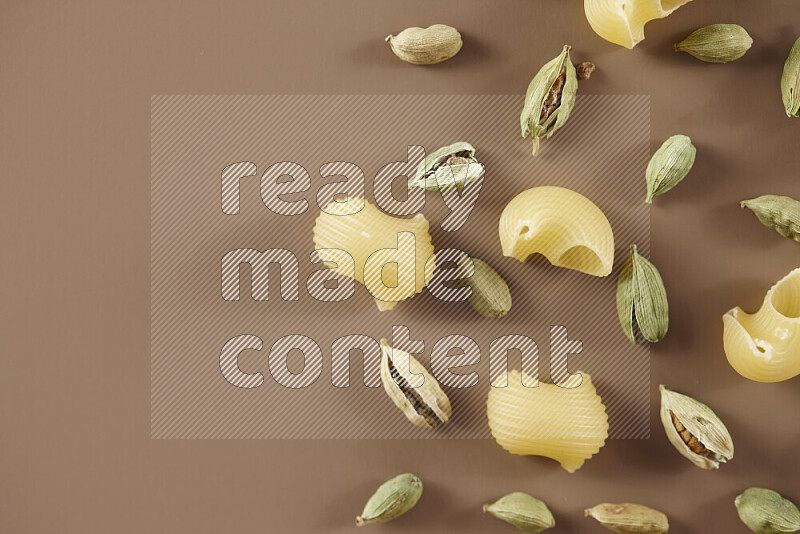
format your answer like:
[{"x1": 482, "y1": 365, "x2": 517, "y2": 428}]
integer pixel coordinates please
[{"x1": 584, "y1": 0, "x2": 693, "y2": 49}]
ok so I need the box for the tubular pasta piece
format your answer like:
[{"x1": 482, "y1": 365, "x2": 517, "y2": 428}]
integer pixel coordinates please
[
  {"x1": 499, "y1": 186, "x2": 614, "y2": 277},
  {"x1": 312, "y1": 198, "x2": 436, "y2": 311},
  {"x1": 723, "y1": 267, "x2": 800, "y2": 383},
  {"x1": 584, "y1": 0, "x2": 693, "y2": 49},
  {"x1": 486, "y1": 370, "x2": 609, "y2": 473}
]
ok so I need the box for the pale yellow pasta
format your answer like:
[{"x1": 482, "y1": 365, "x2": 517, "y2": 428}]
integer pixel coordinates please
[
  {"x1": 486, "y1": 370, "x2": 609, "y2": 473},
  {"x1": 312, "y1": 198, "x2": 436, "y2": 311},
  {"x1": 499, "y1": 186, "x2": 614, "y2": 277},
  {"x1": 723, "y1": 267, "x2": 800, "y2": 383},
  {"x1": 584, "y1": 0, "x2": 693, "y2": 49}
]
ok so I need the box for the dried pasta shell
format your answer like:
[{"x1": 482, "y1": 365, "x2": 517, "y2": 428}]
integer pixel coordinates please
[
  {"x1": 486, "y1": 371, "x2": 609, "y2": 473},
  {"x1": 499, "y1": 186, "x2": 615, "y2": 277},
  {"x1": 723, "y1": 267, "x2": 800, "y2": 383},
  {"x1": 313, "y1": 198, "x2": 436, "y2": 311},
  {"x1": 584, "y1": 0, "x2": 693, "y2": 49}
]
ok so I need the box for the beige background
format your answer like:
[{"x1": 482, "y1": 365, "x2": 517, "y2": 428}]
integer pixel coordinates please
[{"x1": 1, "y1": 1, "x2": 799, "y2": 532}]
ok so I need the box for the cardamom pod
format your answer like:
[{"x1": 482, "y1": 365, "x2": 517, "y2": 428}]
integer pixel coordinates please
[
  {"x1": 741, "y1": 195, "x2": 800, "y2": 243},
  {"x1": 736, "y1": 488, "x2": 800, "y2": 534},
  {"x1": 645, "y1": 135, "x2": 696, "y2": 202},
  {"x1": 781, "y1": 36, "x2": 800, "y2": 117},
  {"x1": 616, "y1": 245, "x2": 669, "y2": 344},
  {"x1": 457, "y1": 255, "x2": 512, "y2": 318},
  {"x1": 585, "y1": 503, "x2": 669, "y2": 534},
  {"x1": 385, "y1": 24, "x2": 462, "y2": 65},
  {"x1": 379, "y1": 339, "x2": 452, "y2": 430},
  {"x1": 659, "y1": 385, "x2": 734, "y2": 470},
  {"x1": 674, "y1": 24, "x2": 753, "y2": 63},
  {"x1": 521, "y1": 45, "x2": 590, "y2": 156},
  {"x1": 409, "y1": 142, "x2": 483, "y2": 191},
  {"x1": 356, "y1": 473, "x2": 423, "y2": 526},
  {"x1": 483, "y1": 492, "x2": 555, "y2": 532}
]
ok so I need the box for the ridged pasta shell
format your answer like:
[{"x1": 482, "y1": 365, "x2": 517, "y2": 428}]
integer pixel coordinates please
[
  {"x1": 499, "y1": 186, "x2": 615, "y2": 277},
  {"x1": 486, "y1": 371, "x2": 609, "y2": 473},
  {"x1": 584, "y1": 0, "x2": 693, "y2": 49},
  {"x1": 312, "y1": 198, "x2": 436, "y2": 311},
  {"x1": 723, "y1": 267, "x2": 800, "y2": 383}
]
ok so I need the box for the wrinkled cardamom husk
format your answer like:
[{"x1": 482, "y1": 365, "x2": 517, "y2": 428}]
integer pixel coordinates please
[
  {"x1": 386, "y1": 24, "x2": 462, "y2": 65},
  {"x1": 379, "y1": 339, "x2": 452, "y2": 429},
  {"x1": 409, "y1": 141, "x2": 483, "y2": 191},
  {"x1": 585, "y1": 503, "x2": 669, "y2": 534},
  {"x1": 356, "y1": 473, "x2": 423, "y2": 526},
  {"x1": 457, "y1": 255, "x2": 512, "y2": 318},
  {"x1": 616, "y1": 245, "x2": 669, "y2": 344},
  {"x1": 741, "y1": 195, "x2": 800, "y2": 243},
  {"x1": 645, "y1": 135, "x2": 696, "y2": 202},
  {"x1": 781, "y1": 36, "x2": 800, "y2": 117},
  {"x1": 520, "y1": 45, "x2": 582, "y2": 156},
  {"x1": 674, "y1": 24, "x2": 753, "y2": 63},
  {"x1": 736, "y1": 488, "x2": 800, "y2": 534},
  {"x1": 484, "y1": 492, "x2": 555, "y2": 533},
  {"x1": 659, "y1": 385, "x2": 734, "y2": 470}
]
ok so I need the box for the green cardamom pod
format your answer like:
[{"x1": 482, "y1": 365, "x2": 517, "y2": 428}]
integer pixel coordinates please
[
  {"x1": 484, "y1": 492, "x2": 555, "y2": 532},
  {"x1": 659, "y1": 385, "x2": 734, "y2": 470},
  {"x1": 458, "y1": 255, "x2": 512, "y2": 318},
  {"x1": 356, "y1": 473, "x2": 423, "y2": 526},
  {"x1": 385, "y1": 24, "x2": 462, "y2": 65},
  {"x1": 585, "y1": 503, "x2": 669, "y2": 534},
  {"x1": 674, "y1": 24, "x2": 753, "y2": 63},
  {"x1": 741, "y1": 195, "x2": 800, "y2": 243},
  {"x1": 409, "y1": 141, "x2": 482, "y2": 191},
  {"x1": 645, "y1": 135, "x2": 696, "y2": 203},
  {"x1": 520, "y1": 45, "x2": 580, "y2": 156},
  {"x1": 736, "y1": 488, "x2": 800, "y2": 534},
  {"x1": 781, "y1": 36, "x2": 800, "y2": 117},
  {"x1": 616, "y1": 245, "x2": 669, "y2": 344}
]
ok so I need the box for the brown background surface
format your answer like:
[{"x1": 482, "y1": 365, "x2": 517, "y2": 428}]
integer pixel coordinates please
[{"x1": 1, "y1": 1, "x2": 799, "y2": 532}]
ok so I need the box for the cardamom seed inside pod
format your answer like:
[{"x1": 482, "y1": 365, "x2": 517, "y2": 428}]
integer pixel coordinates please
[
  {"x1": 385, "y1": 24, "x2": 462, "y2": 65},
  {"x1": 645, "y1": 135, "x2": 696, "y2": 203},
  {"x1": 674, "y1": 24, "x2": 753, "y2": 63},
  {"x1": 781, "y1": 36, "x2": 800, "y2": 117},
  {"x1": 741, "y1": 195, "x2": 800, "y2": 243},
  {"x1": 659, "y1": 385, "x2": 734, "y2": 470},
  {"x1": 735, "y1": 487, "x2": 800, "y2": 534},
  {"x1": 484, "y1": 492, "x2": 555, "y2": 532},
  {"x1": 356, "y1": 473, "x2": 423, "y2": 526},
  {"x1": 616, "y1": 245, "x2": 669, "y2": 344},
  {"x1": 585, "y1": 503, "x2": 669, "y2": 534},
  {"x1": 409, "y1": 141, "x2": 483, "y2": 191},
  {"x1": 458, "y1": 255, "x2": 512, "y2": 318}
]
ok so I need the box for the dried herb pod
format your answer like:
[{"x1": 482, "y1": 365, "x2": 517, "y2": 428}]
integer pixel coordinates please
[
  {"x1": 380, "y1": 339, "x2": 451, "y2": 429},
  {"x1": 674, "y1": 24, "x2": 753, "y2": 63},
  {"x1": 781, "y1": 36, "x2": 800, "y2": 117},
  {"x1": 458, "y1": 255, "x2": 512, "y2": 318},
  {"x1": 356, "y1": 473, "x2": 423, "y2": 526},
  {"x1": 741, "y1": 195, "x2": 800, "y2": 243},
  {"x1": 385, "y1": 24, "x2": 462, "y2": 65},
  {"x1": 484, "y1": 492, "x2": 555, "y2": 532},
  {"x1": 645, "y1": 135, "x2": 696, "y2": 202},
  {"x1": 409, "y1": 141, "x2": 483, "y2": 191},
  {"x1": 736, "y1": 488, "x2": 800, "y2": 534},
  {"x1": 585, "y1": 503, "x2": 669, "y2": 534},
  {"x1": 616, "y1": 245, "x2": 669, "y2": 344},
  {"x1": 659, "y1": 385, "x2": 734, "y2": 470}
]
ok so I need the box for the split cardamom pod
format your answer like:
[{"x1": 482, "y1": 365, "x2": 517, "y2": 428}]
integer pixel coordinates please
[
  {"x1": 409, "y1": 142, "x2": 483, "y2": 191},
  {"x1": 736, "y1": 488, "x2": 800, "y2": 534},
  {"x1": 356, "y1": 473, "x2": 423, "y2": 526},
  {"x1": 674, "y1": 24, "x2": 753, "y2": 63},
  {"x1": 521, "y1": 45, "x2": 593, "y2": 156},
  {"x1": 645, "y1": 135, "x2": 696, "y2": 203},
  {"x1": 484, "y1": 492, "x2": 555, "y2": 532},
  {"x1": 457, "y1": 255, "x2": 512, "y2": 318},
  {"x1": 616, "y1": 245, "x2": 669, "y2": 344},
  {"x1": 379, "y1": 339, "x2": 452, "y2": 430},
  {"x1": 585, "y1": 503, "x2": 669, "y2": 534},
  {"x1": 385, "y1": 24, "x2": 462, "y2": 65},
  {"x1": 781, "y1": 36, "x2": 800, "y2": 117},
  {"x1": 741, "y1": 195, "x2": 800, "y2": 243},
  {"x1": 659, "y1": 385, "x2": 734, "y2": 470}
]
